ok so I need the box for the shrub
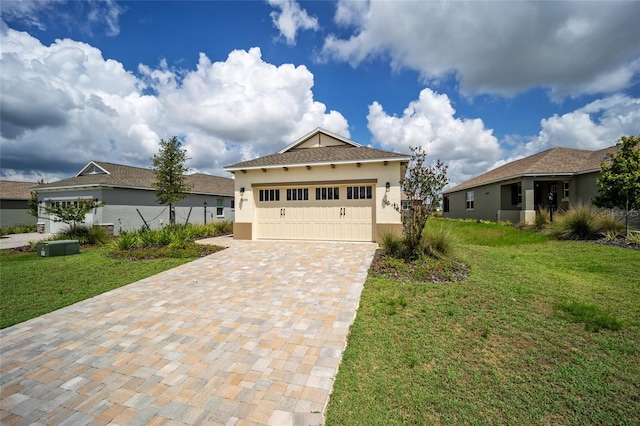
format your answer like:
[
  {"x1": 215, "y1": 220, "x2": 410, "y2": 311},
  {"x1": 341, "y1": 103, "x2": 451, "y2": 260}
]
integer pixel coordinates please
[
  {"x1": 137, "y1": 228, "x2": 157, "y2": 247},
  {"x1": 421, "y1": 225, "x2": 455, "y2": 259},
  {"x1": 113, "y1": 231, "x2": 137, "y2": 250},
  {"x1": 380, "y1": 231, "x2": 406, "y2": 258},
  {"x1": 533, "y1": 209, "x2": 550, "y2": 231},
  {"x1": 0, "y1": 224, "x2": 37, "y2": 236},
  {"x1": 627, "y1": 232, "x2": 640, "y2": 245},
  {"x1": 85, "y1": 225, "x2": 110, "y2": 245},
  {"x1": 550, "y1": 201, "x2": 599, "y2": 240},
  {"x1": 594, "y1": 212, "x2": 623, "y2": 235}
]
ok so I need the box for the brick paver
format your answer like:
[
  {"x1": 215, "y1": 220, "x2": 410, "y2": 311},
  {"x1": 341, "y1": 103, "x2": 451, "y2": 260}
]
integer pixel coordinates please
[{"x1": 0, "y1": 236, "x2": 376, "y2": 425}]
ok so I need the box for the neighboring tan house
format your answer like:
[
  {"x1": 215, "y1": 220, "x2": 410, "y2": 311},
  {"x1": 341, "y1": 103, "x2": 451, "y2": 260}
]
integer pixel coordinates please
[
  {"x1": 442, "y1": 146, "x2": 615, "y2": 224},
  {"x1": 33, "y1": 161, "x2": 235, "y2": 235},
  {"x1": 224, "y1": 128, "x2": 410, "y2": 242},
  {"x1": 0, "y1": 181, "x2": 38, "y2": 229}
]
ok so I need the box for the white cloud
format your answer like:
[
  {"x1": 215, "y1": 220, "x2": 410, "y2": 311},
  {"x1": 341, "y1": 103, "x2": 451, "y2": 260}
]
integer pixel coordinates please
[
  {"x1": 513, "y1": 95, "x2": 640, "y2": 158},
  {"x1": 322, "y1": 0, "x2": 640, "y2": 99},
  {"x1": 268, "y1": 0, "x2": 319, "y2": 45},
  {"x1": 367, "y1": 88, "x2": 502, "y2": 186},
  {"x1": 0, "y1": 26, "x2": 348, "y2": 181},
  {"x1": 0, "y1": 0, "x2": 124, "y2": 36}
]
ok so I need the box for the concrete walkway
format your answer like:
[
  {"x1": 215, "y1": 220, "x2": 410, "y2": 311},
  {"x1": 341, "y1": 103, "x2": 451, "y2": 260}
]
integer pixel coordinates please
[
  {"x1": 0, "y1": 236, "x2": 376, "y2": 425},
  {"x1": 0, "y1": 233, "x2": 52, "y2": 250}
]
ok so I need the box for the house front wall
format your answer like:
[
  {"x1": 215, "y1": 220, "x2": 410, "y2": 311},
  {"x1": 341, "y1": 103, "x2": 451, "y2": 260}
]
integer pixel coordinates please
[
  {"x1": 38, "y1": 188, "x2": 234, "y2": 235},
  {"x1": 233, "y1": 161, "x2": 403, "y2": 242},
  {"x1": 443, "y1": 182, "x2": 502, "y2": 222},
  {"x1": 0, "y1": 200, "x2": 36, "y2": 228}
]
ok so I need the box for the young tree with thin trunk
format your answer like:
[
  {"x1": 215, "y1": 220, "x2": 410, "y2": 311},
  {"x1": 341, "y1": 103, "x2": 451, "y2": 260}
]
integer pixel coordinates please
[
  {"x1": 43, "y1": 199, "x2": 105, "y2": 237},
  {"x1": 152, "y1": 136, "x2": 192, "y2": 226},
  {"x1": 594, "y1": 135, "x2": 640, "y2": 237},
  {"x1": 394, "y1": 146, "x2": 449, "y2": 259}
]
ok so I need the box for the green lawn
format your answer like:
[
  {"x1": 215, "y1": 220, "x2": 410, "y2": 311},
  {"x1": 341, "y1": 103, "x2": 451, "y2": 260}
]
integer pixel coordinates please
[
  {"x1": 326, "y1": 219, "x2": 640, "y2": 425},
  {"x1": 0, "y1": 245, "x2": 202, "y2": 329}
]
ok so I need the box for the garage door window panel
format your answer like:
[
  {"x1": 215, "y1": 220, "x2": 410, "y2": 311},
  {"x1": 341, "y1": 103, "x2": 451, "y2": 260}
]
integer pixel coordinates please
[
  {"x1": 315, "y1": 187, "x2": 339, "y2": 201},
  {"x1": 346, "y1": 185, "x2": 373, "y2": 200},
  {"x1": 259, "y1": 189, "x2": 280, "y2": 202}
]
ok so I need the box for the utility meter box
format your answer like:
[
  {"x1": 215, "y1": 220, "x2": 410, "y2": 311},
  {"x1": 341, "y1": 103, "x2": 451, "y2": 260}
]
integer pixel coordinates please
[{"x1": 36, "y1": 240, "x2": 80, "y2": 257}]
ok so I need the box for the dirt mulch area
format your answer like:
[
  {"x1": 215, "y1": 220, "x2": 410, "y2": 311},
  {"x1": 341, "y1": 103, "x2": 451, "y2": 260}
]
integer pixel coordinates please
[
  {"x1": 369, "y1": 249, "x2": 470, "y2": 283},
  {"x1": 589, "y1": 237, "x2": 640, "y2": 250}
]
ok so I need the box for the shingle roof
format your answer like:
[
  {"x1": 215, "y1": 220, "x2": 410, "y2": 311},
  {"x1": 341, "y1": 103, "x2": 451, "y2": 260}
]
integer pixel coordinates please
[
  {"x1": 225, "y1": 146, "x2": 409, "y2": 170},
  {"x1": 33, "y1": 161, "x2": 234, "y2": 196},
  {"x1": 0, "y1": 181, "x2": 37, "y2": 200},
  {"x1": 444, "y1": 146, "x2": 614, "y2": 194}
]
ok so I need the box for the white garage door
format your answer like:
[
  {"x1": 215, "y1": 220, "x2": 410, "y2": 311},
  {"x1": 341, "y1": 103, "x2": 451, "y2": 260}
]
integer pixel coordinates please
[{"x1": 255, "y1": 184, "x2": 374, "y2": 241}]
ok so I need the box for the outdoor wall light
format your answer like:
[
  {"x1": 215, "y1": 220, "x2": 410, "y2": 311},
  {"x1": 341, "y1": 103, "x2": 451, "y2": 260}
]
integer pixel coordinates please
[
  {"x1": 385, "y1": 181, "x2": 390, "y2": 192},
  {"x1": 240, "y1": 187, "x2": 245, "y2": 195},
  {"x1": 203, "y1": 201, "x2": 207, "y2": 225}
]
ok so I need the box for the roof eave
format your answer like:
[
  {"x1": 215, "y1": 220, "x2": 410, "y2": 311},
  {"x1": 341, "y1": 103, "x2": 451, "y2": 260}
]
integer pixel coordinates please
[
  {"x1": 35, "y1": 183, "x2": 233, "y2": 196},
  {"x1": 443, "y1": 172, "x2": 579, "y2": 194},
  {"x1": 224, "y1": 156, "x2": 410, "y2": 172}
]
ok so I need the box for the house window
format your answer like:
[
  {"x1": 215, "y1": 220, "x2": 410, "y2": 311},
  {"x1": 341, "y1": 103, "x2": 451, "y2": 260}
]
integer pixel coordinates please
[
  {"x1": 259, "y1": 189, "x2": 280, "y2": 202},
  {"x1": 216, "y1": 198, "x2": 224, "y2": 217},
  {"x1": 287, "y1": 188, "x2": 309, "y2": 201},
  {"x1": 231, "y1": 198, "x2": 235, "y2": 210},
  {"x1": 465, "y1": 191, "x2": 474, "y2": 210},
  {"x1": 443, "y1": 196, "x2": 450, "y2": 213},
  {"x1": 346, "y1": 186, "x2": 372, "y2": 200},
  {"x1": 563, "y1": 182, "x2": 569, "y2": 199},
  {"x1": 511, "y1": 183, "x2": 522, "y2": 205},
  {"x1": 315, "y1": 187, "x2": 339, "y2": 200}
]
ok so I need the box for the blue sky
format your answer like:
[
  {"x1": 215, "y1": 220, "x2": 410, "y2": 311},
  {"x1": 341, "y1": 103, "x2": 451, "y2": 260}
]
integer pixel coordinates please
[{"x1": 2, "y1": 0, "x2": 639, "y2": 187}]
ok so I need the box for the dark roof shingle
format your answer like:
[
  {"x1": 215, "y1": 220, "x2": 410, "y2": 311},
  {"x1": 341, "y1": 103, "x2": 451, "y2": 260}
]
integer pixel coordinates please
[
  {"x1": 444, "y1": 146, "x2": 614, "y2": 194},
  {"x1": 33, "y1": 162, "x2": 234, "y2": 196},
  {"x1": 0, "y1": 181, "x2": 37, "y2": 200},
  {"x1": 225, "y1": 146, "x2": 409, "y2": 170}
]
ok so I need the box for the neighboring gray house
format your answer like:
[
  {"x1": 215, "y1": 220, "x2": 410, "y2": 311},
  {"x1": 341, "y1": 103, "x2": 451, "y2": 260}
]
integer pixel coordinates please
[
  {"x1": 0, "y1": 181, "x2": 37, "y2": 229},
  {"x1": 33, "y1": 161, "x2": 235, "y2": 235},
  {"x1": 443, "y1": 146, "x2": 616, "y2": 224}
]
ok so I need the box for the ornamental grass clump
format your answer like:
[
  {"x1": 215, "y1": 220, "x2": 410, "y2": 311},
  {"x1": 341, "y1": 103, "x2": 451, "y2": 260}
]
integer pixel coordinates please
[
  {"x1": 550, "y1": 201, "x2": 599, "y2": 240},
  {"x1": 420, "y1": 225, "x2": 455, "y2": 259}
]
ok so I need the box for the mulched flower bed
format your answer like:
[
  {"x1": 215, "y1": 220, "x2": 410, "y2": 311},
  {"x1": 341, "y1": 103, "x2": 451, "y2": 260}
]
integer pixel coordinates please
[{"x1": 369, "y1": 249, "x2": 470, "y2": 283}]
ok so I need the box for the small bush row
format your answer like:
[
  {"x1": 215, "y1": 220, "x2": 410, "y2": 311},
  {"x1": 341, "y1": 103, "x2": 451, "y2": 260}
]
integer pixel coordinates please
[
  {"x1": 113, "y1": 222, "x2": 232, "y2": 250},
  {"x1": 1, "y1": 224, "x2": 37, "y2": 236}
]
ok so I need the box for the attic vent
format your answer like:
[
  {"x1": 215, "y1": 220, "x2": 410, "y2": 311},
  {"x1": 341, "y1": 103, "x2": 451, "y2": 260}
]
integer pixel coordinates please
[{"x1": 83, "y1": 164, "x2": 106, "y2": 175}]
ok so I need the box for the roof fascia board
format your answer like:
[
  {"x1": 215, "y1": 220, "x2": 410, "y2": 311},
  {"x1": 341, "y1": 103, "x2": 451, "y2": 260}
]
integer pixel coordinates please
[
  {"x1": 38, "y1": 183, "x2": 232, "y2": 196},
  {"x1": 75, "y1": 161, "x2": 110, "y2": 177},
  {"x1": 277, "y1": 127, "x2": 362, "y2": 153},
  {"x1": 224, "y1": 156, "x2": 409, "y2": 172}
]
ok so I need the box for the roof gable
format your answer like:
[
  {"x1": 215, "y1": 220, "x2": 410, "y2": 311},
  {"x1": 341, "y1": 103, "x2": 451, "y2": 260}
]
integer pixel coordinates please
[
  {"x1": 225, "y1": 128, "x2": 409, "y2": 171},
  {"x1": 444, "y1": 146, "x2": 615, "y2": 194},
  {"x1": 77, "y1": 161, "x2": 110, "y2": 176},
  {"x1": 278, "y1": 128, "x2": 361, "y2": 153}
]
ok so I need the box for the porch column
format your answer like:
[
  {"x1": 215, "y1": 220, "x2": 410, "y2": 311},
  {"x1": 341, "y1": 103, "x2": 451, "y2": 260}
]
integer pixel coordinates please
[{"x1": 520, "y1": 177, "x2": 536, "y2": 224}]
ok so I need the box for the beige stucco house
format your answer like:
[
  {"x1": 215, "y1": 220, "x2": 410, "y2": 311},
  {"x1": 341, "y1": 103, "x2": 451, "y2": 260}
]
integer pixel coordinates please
[
  {"x1": 442, "y1": 146, "x2": 614, "y2": 224},
  {"x1": 224, "y1": 128, "x2": 410, "y2": 242}
]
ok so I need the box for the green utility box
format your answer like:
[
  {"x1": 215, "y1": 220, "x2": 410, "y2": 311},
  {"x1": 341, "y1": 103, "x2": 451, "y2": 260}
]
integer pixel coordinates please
[{"x1": 36, "y1": 240, "x2": 80, "y2": 257}]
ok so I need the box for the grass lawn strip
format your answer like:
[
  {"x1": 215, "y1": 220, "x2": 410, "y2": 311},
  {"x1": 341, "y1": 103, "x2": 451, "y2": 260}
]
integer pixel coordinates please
[
  {"x1": 326, "y1": 219, "x2": 640, "y2": 425},
  {"x1": 0, "y1": 244, "x2": 220, "y2": 329}
]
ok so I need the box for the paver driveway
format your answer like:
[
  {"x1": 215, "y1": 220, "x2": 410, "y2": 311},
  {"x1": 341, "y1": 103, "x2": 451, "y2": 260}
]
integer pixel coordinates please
[{"x1": 0, "y1": 236, "x2": 377, "y2": 425}]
